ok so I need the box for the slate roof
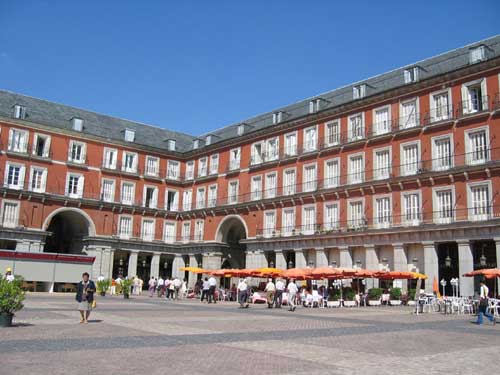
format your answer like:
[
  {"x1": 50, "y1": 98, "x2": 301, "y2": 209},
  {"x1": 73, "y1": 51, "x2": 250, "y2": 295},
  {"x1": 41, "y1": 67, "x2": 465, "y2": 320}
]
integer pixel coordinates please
[{"x1": 1, "y1": 35, "x2": 499, "y2": 153}]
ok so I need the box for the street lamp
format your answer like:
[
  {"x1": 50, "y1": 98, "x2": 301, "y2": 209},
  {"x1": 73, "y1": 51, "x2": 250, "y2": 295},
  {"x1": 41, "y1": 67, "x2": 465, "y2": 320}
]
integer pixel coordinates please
[
  {"x1": 440, "y1": 279, "x2": 447, "y2": 298},
  {"x1": 307, "y1": 261, "x2": 314, "y2": 269},
  {"x1": 329, "y1": 260, "x2": 337, "y2": 268},
  {"x1": 269, "y1": 260, "x2": 275, "y2": 268},
  {"x1": 480, "y1": 244, "x2": 487, "y2": 267},
  {"x1": 288, "y1": 260, "x2": 294, "y2": 269},
  {"x1": 445, "y1": 250, "x2": 452, "y2": 268},
  {"x1": 450, "y1": 278, "x2": 459, "y2": 297},
  {"x1": 142, "y1": 259, "x2": 146, "y2": 268}
]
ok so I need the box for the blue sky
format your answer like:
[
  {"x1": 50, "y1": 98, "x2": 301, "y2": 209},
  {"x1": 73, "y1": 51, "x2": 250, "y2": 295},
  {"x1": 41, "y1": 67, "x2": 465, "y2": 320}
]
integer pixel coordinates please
[{"x1": 1, "y1": 1, "x2": 499, "y2": 136}]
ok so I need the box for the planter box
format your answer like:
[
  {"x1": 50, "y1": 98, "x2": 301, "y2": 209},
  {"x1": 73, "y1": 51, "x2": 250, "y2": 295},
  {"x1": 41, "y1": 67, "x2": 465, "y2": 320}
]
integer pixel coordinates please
[
  {"x1": 390, "y1": 300, "x2": 402, "y2": 306},
  {"x1": 369, "y1": 300, "x2": 381, "y2": 306},
  {"x1": 0, "y1": 313, "x2": 14, "y2": 327},
  {"x1": 343, "y1": 300, "x2": 356, "y2": 307},
  {"x1": 327, "y1": 300, "x2": 341, "y2": 308}
]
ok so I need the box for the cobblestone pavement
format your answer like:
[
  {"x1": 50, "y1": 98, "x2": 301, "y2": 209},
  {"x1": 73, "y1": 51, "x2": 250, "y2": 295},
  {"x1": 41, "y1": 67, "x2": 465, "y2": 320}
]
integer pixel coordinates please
[{"x1": 1, "y1": 294, "x2": 498, "y2": 375}]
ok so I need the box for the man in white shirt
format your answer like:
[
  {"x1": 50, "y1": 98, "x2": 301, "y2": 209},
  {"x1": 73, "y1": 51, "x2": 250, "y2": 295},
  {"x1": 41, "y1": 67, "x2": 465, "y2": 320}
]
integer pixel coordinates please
[
  {"x1": 476, "y1": 280, "x2": 495, "y2": 325},
  {"x1": 201, "y1": 277, "x2": 210, "y2": 302},
  {"x1": 287, "y1": 279, "x2": 298, "y2": 312},
  {"x1": 237, "y1": 278, "x2": 249, "y2": 308},
  {"x1": 264, "y1": 278, "x2": 276, "y2": 309},
  {"x1": 157, "y1": 277, "x2": 164, "y2": 297},
  {"x1": 164, "y1": 278, "x2": 172, "y2": 299},
  {"x1": 173, "y1": 277, "x2": 182, "y2": 300},
  {"x1": 274, "y1": 279, "x2": 285, "y2": 308},
  {"x1": 207, "y1": 276, "x2": 217, "y2": 304}
]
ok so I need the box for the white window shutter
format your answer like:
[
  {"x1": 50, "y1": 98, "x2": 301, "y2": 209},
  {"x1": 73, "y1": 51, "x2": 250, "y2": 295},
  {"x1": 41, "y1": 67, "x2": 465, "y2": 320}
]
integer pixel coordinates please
[
  {"x1": 43, "y1": 136, "x2": 51, "y2": 157},
  {"x1": 41, "y1": 170, "x2": 47, "y2": 192},
  {"x1": 68, "y1": 141, "x2": 73, "y2": 161},
  {"x1": 18, "y1": 165, "x2": 26, "y2": 188},
  {"x1": 77, "y1": 176, "x2": 85, "y2": 197},
  {"x1": 8, "y1": 129, "x2": 13, "y2": 150}
]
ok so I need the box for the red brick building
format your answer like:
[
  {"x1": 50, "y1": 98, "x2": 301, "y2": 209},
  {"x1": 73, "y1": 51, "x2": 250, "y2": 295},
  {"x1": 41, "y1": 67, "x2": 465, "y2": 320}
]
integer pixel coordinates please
[{"x1": 1, "y1": 36, "x2": 500, "y2": 295}]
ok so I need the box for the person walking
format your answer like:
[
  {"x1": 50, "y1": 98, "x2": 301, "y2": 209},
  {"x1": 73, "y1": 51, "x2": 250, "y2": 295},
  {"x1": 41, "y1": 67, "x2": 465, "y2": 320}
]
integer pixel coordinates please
[
  {"x1": 207, "y1": 275, "x2": 217, "y2": 303},
  {"x1": 168, "y1": 278, "x2": 176, "y2": 299},
  {"x1": 237, "y1": 278, "x2": 249, "y2": 308},
  {"x1": 148, "y1": 277, "x2": 156, "y2": 297},
  {"x1": 287, "y1": 279, "x2": 298, "y2": 312},
  {"x1": 274, "y1": 278, "x2": 285, "y2": 308},
  {"x1": 75, "y1": 272, "x2": 95, "y2": 324},
  {"x1": 164, "y1": 277, "x2": 171, "y2": 299},
  {"x1": 265, "y1": 278, "x2": 276, "y2": 309},
  {"x1": 173, "y1": 277, "x2": 182, "y2": 299},
  {"x1": 475, "y1": 279, "x2": 496, "y2": 325},
  {"x1": 157, "y1": 276, "x2": 164, "y2": 297},
  {"x1": 201, "y1": 277, "x2": 209, "y2": 302}
]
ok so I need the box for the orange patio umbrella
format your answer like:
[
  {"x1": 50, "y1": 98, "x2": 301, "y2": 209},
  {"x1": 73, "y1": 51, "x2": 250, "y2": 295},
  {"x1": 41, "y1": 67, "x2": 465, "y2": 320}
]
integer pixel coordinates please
[
  {"x1": 374, "y1": 271, "x2": 417, "y2": 280},
  {"x1": 282, "y1": 268, "x2": 313, "y2": 280},
  {"x1": 353, "y1": 269, "x2": 377, "y2": 278},
  {"x1": 463, "y1": 268, "x2": 500, "y2": 279},
  {"x1": 310, "y1": 267, "x2": 340, "y2": 279},
  {"x1": 179, "y1": 267, "x2": 206, "y2": 274},
  {"x1": 253, "y1": 267, "x2": 284, "y2": 278},
  {"x1": 209, "y1": 269, "x2": 253, "y2": 277}
]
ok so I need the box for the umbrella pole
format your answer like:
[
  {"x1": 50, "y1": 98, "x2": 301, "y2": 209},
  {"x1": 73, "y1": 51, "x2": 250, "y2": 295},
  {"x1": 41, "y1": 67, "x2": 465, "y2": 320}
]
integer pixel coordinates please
[{"x1": 340, "y1": 282, "x2": 343, "y2": 308}]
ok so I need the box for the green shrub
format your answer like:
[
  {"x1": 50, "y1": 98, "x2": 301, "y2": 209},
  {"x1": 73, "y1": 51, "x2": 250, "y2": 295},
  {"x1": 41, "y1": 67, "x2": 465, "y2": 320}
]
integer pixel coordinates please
[
  {"x1": 368, "y1": 288, "x2": 383, "y2": 300},
  {"x1": 390, "y1": 287, "x2": 402, "y2": 300},
  {"x1": 343, "y1": 287, "x2": 356, "y2": 301},
  {"x1": 328, "y1": 288, "x2": 341, "y2": 301},
  {"x1": 408, "y1": 288, "x2": 417, "y2": 301},
  {"x1": 120, "y1": 279, "x2": 133, "y2": 296},
  {"x1": 0, "y1": 276, "x2": 25, "y2": 314},
  {"x1": 96, "y1": 279, "x2": 111, "y2": 294}
]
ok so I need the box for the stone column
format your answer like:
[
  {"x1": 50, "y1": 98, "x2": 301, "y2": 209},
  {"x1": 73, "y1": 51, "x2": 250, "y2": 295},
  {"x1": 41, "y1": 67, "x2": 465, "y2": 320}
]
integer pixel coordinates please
[
  {"x1": 423, "y1": 242, "x2": 438, "y2": 294},
  {"x1": 294, "y1": 249, "x2": 307, "y2": 268},
  {"x1": 127, "y1": 250, "x2": 138, "y2": 279},
  {"x1": 393, "y1": 243, "x2": 408, "y2": 292},
  {"x1": 245, "y1": 250, "x2": 268, "y2": 269},
  {"x1": 107, "y1": 249, "x2": 115, "y2": 279},
  {"x1": 365, "y1": 245, "x2": 379, "y2": 289},
  {"x1": 202, "y1": 252, "x2": 222, "y2": 270},
  {"x1": 275, "y1": 250, "x2": 287, "y2": 270},
  {"x1": 150, "y1": 252, "x2": 161, "y2": 279},
  {"x1": 315, "y1": 248, "x2": 329, "y2": 268},
  {"x1": 339, "y1": 246, "x2": 352, "y2": 268},
  {"x1": 457, "y1": 241, "x2": 474, "y2": 297},
  {"x1": 188, "y1": 254, "x2": 199, "y2": 288},
  {"x1": 172, "y1": 254, "x2": 186, "y2": 279}
]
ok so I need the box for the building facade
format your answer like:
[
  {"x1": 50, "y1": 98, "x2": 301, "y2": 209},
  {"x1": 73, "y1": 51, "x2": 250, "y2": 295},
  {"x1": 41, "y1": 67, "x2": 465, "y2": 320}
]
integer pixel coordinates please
[{"x1": 1, "y1": 36, "x2": 500, "y2": 295}]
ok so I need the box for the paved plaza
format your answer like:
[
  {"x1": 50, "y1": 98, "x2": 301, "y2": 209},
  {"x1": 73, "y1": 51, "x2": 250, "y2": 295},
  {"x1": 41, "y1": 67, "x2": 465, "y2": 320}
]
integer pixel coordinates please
[{"x1": 1, "y1": 294, "x2": 498, "y2": 375}]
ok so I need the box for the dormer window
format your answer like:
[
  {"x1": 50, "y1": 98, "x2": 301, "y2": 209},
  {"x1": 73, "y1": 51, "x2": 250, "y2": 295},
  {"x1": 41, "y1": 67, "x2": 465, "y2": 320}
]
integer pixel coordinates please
[
  {"x1": 167, "y1": 139, "x2": 176, "y2": 151},
  {"x1": 205, "y1": 135, "x2": 212, "y2": 145},
  {"x1": 124, "y1": 129, "x2": 135, "y2": 142},
  {"x1": 13, "y1": 105, "x2": 26, "y2": 119},
  {"x1": 353, "y1": 85, "x2": 366, "y2": 99},
  {"x1": 237, "y1": 124, "x2": 245, "y2": 136},
  {"x1": 404, "y1": 67, "x2": 419, "y2": 84},
  {"x1": 272, "y1": 111, "x2": 283, "y2": 124},
  {"x1": 72, "y1": 117, "x2": 83, "y2": 132},
  {"x1": 470, "y1": 45, "x2": 487, "y2": 64},
  {"x1": 309, "y1": 99, "x2": 321, "y2": 113},
  {"x1": 193, "y1": 139, "x2": 199, "y2": 149}
]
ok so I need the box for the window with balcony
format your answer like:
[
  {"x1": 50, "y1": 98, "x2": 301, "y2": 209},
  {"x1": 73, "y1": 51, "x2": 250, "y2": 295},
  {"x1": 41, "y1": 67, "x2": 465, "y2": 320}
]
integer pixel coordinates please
[
  {"x1": 164, "y1": 221, "x2": 176, "y2": 243},
  {"x1": 251, "y1": 175, "x2": 262, "y2": 201},
  {"x1": 66, "y1": 173, "x2": 84, "y2": 198},
  {"x1": 404, "y1": 67, "x2": 419, "y2": 84},
  {"x1": 194, "y1": 220, "x2": 204, "y2": 241},
  {"x1": 400, "y1": 142, "x2": 420, "y2": 176},
  {"x1": 468, "y1": 182, "x2": 491, "y2": 221},
  {"x1": 122, "y1": 151, "x2": 137, "y2": 173},
  {"x1": 324, "y1": 158, "x2": 340, "y2": 188},
  {"x1": 142, "y1": 219, "x2": 155, "y2": 241},
  {"x1": 182, "y1": 190, "x2": 192, "y2": 211},
  {"x1": 302, "y1": 205, "x2": 316, "y2": 235},
  {"x1": 124, "y1": 129, "x2": 135, "y2": 142},
  {"x1": 5, "y1": 163, "x2": 25, "y2": 189},
  {"x1": 101, "y1": 179, "x2": 115, "y2": 202},
  {"x1": 282, "y1": 208, "x2": 295, "y2": 236},
  {"x1": 374, "y1": 148, "x2": 391, "y2": 180},
  {"x1": 118, "y1": 216, "x2": 132, "y2": 239},
  {"x1": 465, "y1": 127, "x2": 489, "y2": 165},
  {"x1": 181, "y1": 221, "x2": 191, "y2": 242},
  {"x1": 208, "y1": 184, "x2": 217, "y2": 208},
  {"x1": 209, "y1": 154, "x2": 219, "y2": 175},
  {"x1": 263, "y1": 210, "x2": 276, "y2": 238},
  {"x1": 198, "y1": 157, "x2": 208, "y2": 177},
  {"x1": 434, "y1": 188, "x2": 454, "y2": 224},
  {"x1": 8, "y1": 128, "x2": 29, "y2": 153},
  {"x1": 228, "y1": 181, "x2": 239, "y2": 204},
  {"x1": 1, "y1": 200, "x2": 19, "y2": 228},
  {"x1": 374, "y1": 196, "x2": 391, "y2": 229},
  {"x1": 196, "y1": 187, "x2": 206, "y2": 209},
  {"x1": 265, "y1": 172, "x2": 277, "y2": 199},
  {"x1": 303, "y1": 126, "x2": 317, "y2": 153},
  {"x1": 13, "y1": 104, "x2": 26, "y2": 120},
  {"x1": 165, "y1": 189, "x2": 179, "y2": 211},
  {"x1": 266, "y1": 137, "x2": 279, "y2": 161},
  {"x1": 29, "y1": 167, "x2": 47, "y2": 193},
  {"x1": 430, "y1": 90, "x2": 451, "y2": 122},
  {"x1": 348, "y1": 154, "x2": 364, "y2": 184},
  {"x1": 348, "y1": 200, "x2": 365, "y2": 229},
  {"x1": 402, "y1": 191, "x2": 421, "y2": 226},
  {"x1": 324, "y1": 202, "x2": 339, "y2": 230},
  {"x1": 229, "y1": 148, "x2": 241, "y2": 170},
  {"x1": 432, "y1": 135, "x2": 453, "y2": 171},
  {"x1": 348, "y1": 113, "x2": 364, "y2": 141},
  {"x1": 143, "y1": 186, "x2": 158, "y2": 208},
  {"x1": 167, "y1": 160, "x2": 180, "y2": 180},
  {"x1": 251, "y1": 142, "x2": 265, "y2": 165},
  {"x1": 284, "y1": 132, "x2": 297, "y2": 156},
  {"x1": 145, "y1": 156, "x2": 159, "y2": 177},
  {"x1": 103, "y1": 148, "x2": 117, "y2": 169},
  {"x1": 33, "y1": 133, "x2": 51, "y2": 158},
  {"x1": 68, "y1": 141, "x2": 86, "y2": 164},
  {"x1": 461, "y1": 79, "x2": 487, "y2": 114},
  {"x1": 373, "y1": 106, "x2": 391, "y2": 135},
  {"x1": 303, "y1": 164, "x2": 317, "y2": 192},
  {"x1": 400, "y1": 98, "x2": 418, "y2": 129},
  {"x1": 325, "y1": 120, "x2": 341, "y2": 147},
  {"x1": 283, "y1": 168, "x2": 296, "y2": 196},
  {"x1": 185, "y1": 161, "x2": 194, "y2": 180},
  {"x1": 121, "y1": 182, "x2": 135, "y2": 205}
]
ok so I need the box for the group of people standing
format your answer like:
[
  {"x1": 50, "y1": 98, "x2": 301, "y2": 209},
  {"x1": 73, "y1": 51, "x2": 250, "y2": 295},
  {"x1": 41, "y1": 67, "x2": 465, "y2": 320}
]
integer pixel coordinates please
[
  {"x1": 236, "y1": 277, "x2": 299, "y2": 311},
  {"x1": 198, "y1": 276, "x2": 218, "y2": 303},
  {"x1": 149, "y1": 276, "x2": 187, "y2": 300}
]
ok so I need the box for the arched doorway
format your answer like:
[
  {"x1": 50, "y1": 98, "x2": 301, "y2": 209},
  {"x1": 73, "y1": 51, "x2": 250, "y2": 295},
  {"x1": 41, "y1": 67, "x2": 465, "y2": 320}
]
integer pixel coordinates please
[
  {"x1": 43, "y1": 208, "x2": 95, "y2": 254},
  {"x1": 216, "y1": 215, "x2": 248, "y2": 270}
]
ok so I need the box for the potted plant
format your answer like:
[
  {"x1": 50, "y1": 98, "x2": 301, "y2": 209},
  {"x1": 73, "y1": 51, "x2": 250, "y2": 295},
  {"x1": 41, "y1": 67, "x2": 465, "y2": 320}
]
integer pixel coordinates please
[
  {"x1": 96, "y1": 279, "x2": 111, "y2": 296},
  {"x1": 121, "y1": 279, "x2": 133, "y2": 299},
  {"x1": 406, "y1": 288, "x2": 417, "y2": 306},
  {"x1": 327, "y1": 288, "x2": 341, "y2": 308},
  {"x1": 389, "y1": 287, "x2": 402, "y2": 306},
  {"x1": 0, "y1": 276, "x2": 25, "y2": 327},
  {"x1": 343, "y1": 287, "x2": 357, "y2": 307},
  {"x1": 368, "y1": 288, "x2": 383, "y2": 306}
]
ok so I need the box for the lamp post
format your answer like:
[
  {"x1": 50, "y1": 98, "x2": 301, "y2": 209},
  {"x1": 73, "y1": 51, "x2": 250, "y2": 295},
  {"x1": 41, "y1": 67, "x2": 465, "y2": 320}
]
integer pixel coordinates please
[
  {"x1": 480, "y1": 244, "x2": 487, "y2": 268},
  {"x1": 288, "y1": 260, "x2": 294, "y2": 269},
  {"x1": 440, "y1": 279, "x2": 447, "y2": 298},
  {"x1": 269, "y1": 260, "x2": 274, "y2": 268},
  {"x1": 450, "y1": 278, "x2": 459, "y2": 297},
  {"x1": 329, "y1": 260, "x2": 337, "y2": 268}
]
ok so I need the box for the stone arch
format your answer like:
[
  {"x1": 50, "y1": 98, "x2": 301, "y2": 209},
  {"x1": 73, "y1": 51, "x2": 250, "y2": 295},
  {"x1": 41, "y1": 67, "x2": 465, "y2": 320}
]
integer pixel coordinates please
[
  {"x1": 215, "y1": 215, "x2": 248, "y2": 269},
  {"x1": 215, "y1": 215, "x2": 248, "y2": 243}
]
